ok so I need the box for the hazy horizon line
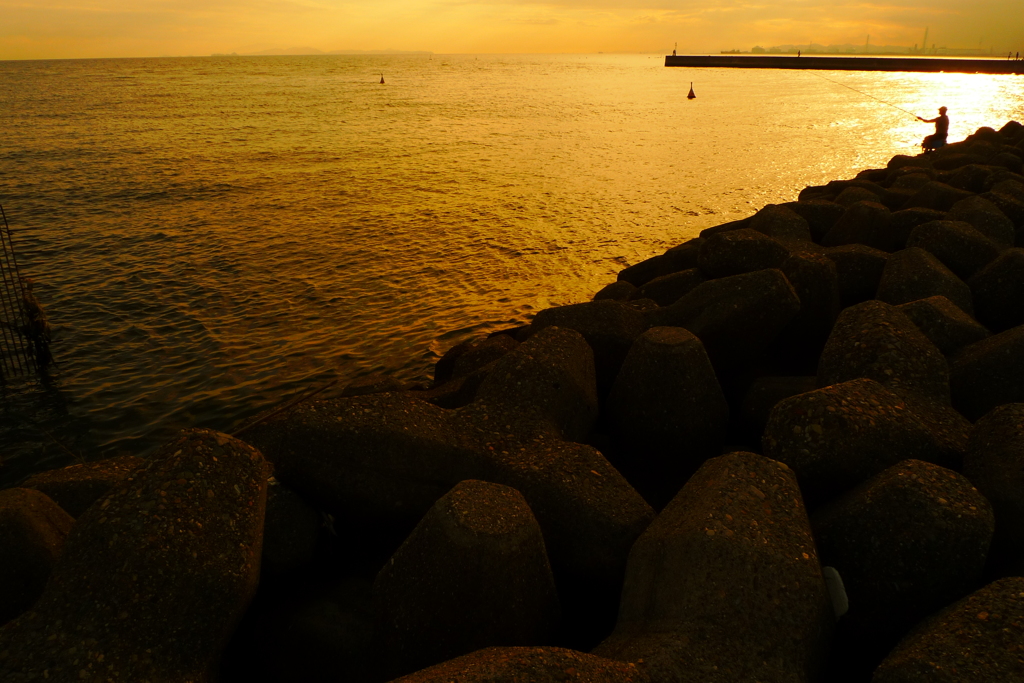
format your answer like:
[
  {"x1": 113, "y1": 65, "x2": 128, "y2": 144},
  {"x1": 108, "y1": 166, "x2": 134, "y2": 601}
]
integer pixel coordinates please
[{"x1": 2, "y1": 46, "x2": 1017, "y2": 63}]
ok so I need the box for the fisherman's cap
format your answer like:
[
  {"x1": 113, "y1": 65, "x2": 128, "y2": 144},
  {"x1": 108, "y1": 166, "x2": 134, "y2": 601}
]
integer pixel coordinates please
[{"x1": 939, "y1": 106, "x2": 948, "y2": 112}]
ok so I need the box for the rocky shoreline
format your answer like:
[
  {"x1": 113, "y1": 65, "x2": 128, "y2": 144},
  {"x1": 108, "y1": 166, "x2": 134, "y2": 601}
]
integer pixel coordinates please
[{"x1": 3, "y1": 121, "x2": 1024, "y2": 682}]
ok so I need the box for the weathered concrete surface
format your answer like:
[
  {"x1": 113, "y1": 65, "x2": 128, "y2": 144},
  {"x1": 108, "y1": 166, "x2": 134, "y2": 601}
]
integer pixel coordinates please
[
  {"x1": 261, "y1": 478, "x2": 320, "y2": 578},
  {"x1": 629, "y1": 269, "x2": 705, "y2": 307},
  {"x1": 876, "y1": 247, "x2": 974, "y2": 316},
  {"x1": 389, "y1": 646, "x2": 652, "y2": 683},
  {"x1": 897, "y1": 296, "x2": 989, "y2": 358},
  {"x1": 812, "y1": 459, "x2": 993, "y2": 672},
  {"x1": 696, "y1": 228, "x2": 790, "y2": 279},
  {"x1": 0, "y1": 429, "x2": 268, "y2": 683},
  {"x1": 594, "y1": 452, "x2": 833, "y2": 683},
  {"x1": 964, "y1": 403, "x2": 1024, "y2": 576},
  {"x1": 968, "y1": 247, "x2": 1024, "y2": 332},
  {"x1": 618, "y1": 240, "x2": 703, "y2": 287},
  {"x1": 905, "y1": 220, "x2": 1001, "y2": 280},
  {"x1": 739, "y1": 375, "x2": 817, "y2": 439},
  {"x1": 822, "y1": 201, "x2": 896, "y2": 252},
  {"x1": 782, "y1": 200, "x2": 845, "y2": 243},
  {"x1": 888, "y1": 208, "x2": 946, "y2": 249},
  {"x1": 450, "y1": 335, "x2": 519, "y2": 381},
  {"x1": 748, "y1": 204, "x2": 814, "y2": 243},
  {"x1": 644, "y1": 268, "x2": 801, "y2": 368},
  {"x1": 605, "y1": 327, "x2": 729, "y2": 508},
  {"x1": 373, "y1": 480, "x2": 559, "y2": 679},
  {"x1": 818, "y1": 300, "x2": 951, "y2": 406},
  {"x1": 817, "y1": 300, "x2": 968, "y2": 467},
  {"x1": 835, "y1": 186, "x2": 882, "y2": 208},
  {"x1": 244, "y1": 327, "x2": 654, "y2": 589},
  {"x1": 763, "y1": 379, "x2": 946, "y2": 507},
  {"x1": 20, "y1": 455, "x2": 144, "y2": 518},
  {"x1": 951, "y1": 324, "x2": 1024, "y2": 421},
  {"x1": 529, "y1": 300, "x2": 647, "y2": 398},
  {"x1": 823, "y1": 244, "x2": 888, "y2": 307},
  {"x1": 770, "y1": 251, "x2": 841, "y2": 370},
  {"x1": 902, "y1": 181, "x2": 975, "y2": 212},
  {"x1": 872, "y1": 577, "x2": 1024, "y2": 683},
  {"x1": 343, "y1": 372, "x2": 406, "y2": 397},
  {"x1": 0, "y1": 488, "x2": 74, "y2": 626},
  {"x1": 595, "y1": 280, "x2": 638, "y2": 301},
  {"x1": 948, "y1": 195, "x2": 1016, "y2": 247}
]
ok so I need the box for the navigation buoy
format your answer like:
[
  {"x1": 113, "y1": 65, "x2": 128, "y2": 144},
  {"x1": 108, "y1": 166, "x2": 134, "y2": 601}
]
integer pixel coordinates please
[
  {"x1": 687, "y1": 82, "x2": 696, "y2": 99},
  {"x1": 380, "y1": 73, "x2": 385, "y2": 84}
]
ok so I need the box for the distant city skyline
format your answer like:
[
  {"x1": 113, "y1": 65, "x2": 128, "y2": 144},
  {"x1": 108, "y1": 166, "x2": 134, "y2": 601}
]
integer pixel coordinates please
[{"x1": 1, "y1": 0, "x2": 1021, "y2": 61}]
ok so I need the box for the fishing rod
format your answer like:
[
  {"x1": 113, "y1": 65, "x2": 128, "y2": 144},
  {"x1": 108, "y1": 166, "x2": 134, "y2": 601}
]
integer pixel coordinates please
[{"x1": 806, "y1": 70, "x2": 922, "y2": 119}]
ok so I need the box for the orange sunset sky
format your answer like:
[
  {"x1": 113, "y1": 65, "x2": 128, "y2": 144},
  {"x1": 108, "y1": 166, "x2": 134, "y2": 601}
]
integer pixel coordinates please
[{"x1": 1, "y1": 0, "x2": 1022, "y2": 60}]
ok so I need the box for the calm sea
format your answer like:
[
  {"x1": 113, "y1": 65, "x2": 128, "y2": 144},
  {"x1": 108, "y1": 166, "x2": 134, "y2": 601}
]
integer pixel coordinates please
[{"x1": 1, "y1": 53, "x2": 1022, "y2": 483}]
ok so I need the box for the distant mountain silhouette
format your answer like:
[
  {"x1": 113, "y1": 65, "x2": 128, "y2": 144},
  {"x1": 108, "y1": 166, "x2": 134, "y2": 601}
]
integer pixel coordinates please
[
  {"x1": 242, "y1": 47, "x2": 432, "y2": 56},
  {"x1": 246, "y1": 47, "x2": 325, "y2": 55}
]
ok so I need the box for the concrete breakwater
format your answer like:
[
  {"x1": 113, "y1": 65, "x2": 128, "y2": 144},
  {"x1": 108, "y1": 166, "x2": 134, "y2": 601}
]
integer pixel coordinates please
[
  {"x1": 2, "y1": 121, "x2": 1024, "y2": 682},
  {"x1": 664, "y1": 54, "x2": 1024, "y2": 74}
]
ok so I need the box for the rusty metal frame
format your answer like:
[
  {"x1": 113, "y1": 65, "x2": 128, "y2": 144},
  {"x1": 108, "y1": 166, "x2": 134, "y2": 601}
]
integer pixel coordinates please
[{"x1": 0, "y1": 205, "x2": 38, "y2": 379}]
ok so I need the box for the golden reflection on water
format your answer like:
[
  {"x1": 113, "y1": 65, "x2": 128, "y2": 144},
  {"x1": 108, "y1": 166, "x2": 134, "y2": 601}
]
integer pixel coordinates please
[
  {"x1": 823, "y1": 70, "x2": 1021, "y2": 150},
  {"x1": 798, "y1": 70, "x2": 1024, "y2": 152},
  {"x1": 0, "y1": 55, "x2": 1022, "y2": 475}
]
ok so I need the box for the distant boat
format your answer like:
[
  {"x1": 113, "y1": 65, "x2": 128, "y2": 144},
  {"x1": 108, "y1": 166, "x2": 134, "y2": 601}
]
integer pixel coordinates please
[
  {"x1": 687, "y1": 82, "x2": 696, "y2": 99},
  {"x1": 380, "y1": 73, "x2": 385, "y2": 84}
]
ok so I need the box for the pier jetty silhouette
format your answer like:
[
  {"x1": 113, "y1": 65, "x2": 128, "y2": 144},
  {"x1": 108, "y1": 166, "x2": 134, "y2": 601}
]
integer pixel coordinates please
[{"x1": 665, "y1": 54, "x2": 1024, "y2": 74}]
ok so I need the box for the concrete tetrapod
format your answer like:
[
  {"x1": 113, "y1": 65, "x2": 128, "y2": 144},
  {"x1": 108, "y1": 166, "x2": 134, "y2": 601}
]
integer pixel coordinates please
[
  {"x1": 968, "y1": 247, "x2": 1024, "y2": 332},
  {"x1": 963, "y1": 403, "x2": 1024, "y2": 576},
  {"x1": 0, "y1": 488, "x2": 74, "y2": 626},
  {"x1": 389, "y1": 646, "x2": 652, "y2": 683},
  {"x1": 816, "y1": 299, "x2": 952, "y2": 404},
  {"x1": 905, "y1": 220, "x2": 1001, "y2": 280},
  {"x1": 243, "y1": 326, "x2": 655, "y2": 596},
  {"x1": 822, "y1": 200, "x2": 895, "y2": 252},
  {"x1": 823, "y1": 244, "x2": 888, "y2": 307},
  {"x1": 763, "y1": 379, "x2": 947, "y2": 508},
  {"x1": 629, "y1": 269, "x2": 705, "y2": 307},
  {"x1": 896, "y1": 296, "x2": 989, "y2": 358},
  {"x1": 947, "y1": 194, "x2": 1016, "y2": 247},
  {"x1": 770, "y1": 251, "x2": 841, "y2": 372},
  {"x1": 528, "y1": 300, "x2": 647, "y2": 399},
  {"x1": 811, "y1": 459, "x2": 994, "y2": 678},
  {"x1": 817, "y1": 299, "x2": 969, "y2": 466},
  {"x1": 593, "y1": 451, "x2": 833, "y2": 683},
  {"x1": 951, "y1": 323, "x2": 1024, "y2": 420},
  {"x1": 871, "y1": 577, "x2": 1024, "y2": 683},
  {"x1": 373, "y1": 480, "x2": 559, "y2": 679},
  {"x1": 643, "y1": 268, "x2": 801, "y2": 373},
  {"x1": 875, "y1": 247, "x2": 975, "y2": 316},
  {"x1": 695, "y1": 228, "x2": 790, "y2": 279},
  {"x1": 19, "y1": 455, "x2": 144, "y2": 519},
  {"x1": 748, "y1": 204, "x2": 814, "y2": 243},
  {"x1": 0, "y1": 429, "x2": 269, "y2": 683},
  {"x1": 605, "y1": 326, "x2": 728, "y2": 509}
]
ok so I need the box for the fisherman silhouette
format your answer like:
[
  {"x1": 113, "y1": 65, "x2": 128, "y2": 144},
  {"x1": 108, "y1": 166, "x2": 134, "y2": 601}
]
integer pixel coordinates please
[{"x1": 917, "y1": 106, "x2": 949, "y2": 152}]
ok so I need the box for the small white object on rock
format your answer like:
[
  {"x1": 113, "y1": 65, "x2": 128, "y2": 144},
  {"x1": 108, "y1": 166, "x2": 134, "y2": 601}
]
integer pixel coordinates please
[{"x1": 822, "y1": 566, "x2": 849, "y2": 618}]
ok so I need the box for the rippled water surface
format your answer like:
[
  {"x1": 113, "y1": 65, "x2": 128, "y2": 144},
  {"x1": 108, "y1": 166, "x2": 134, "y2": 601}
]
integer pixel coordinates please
[{"x1": 1, "y1": 53, "x2": 1022, "y2": 483}]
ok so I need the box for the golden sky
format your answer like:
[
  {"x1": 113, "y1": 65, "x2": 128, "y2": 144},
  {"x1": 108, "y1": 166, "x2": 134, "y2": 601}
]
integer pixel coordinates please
[{"x1": 1, "y1": 0, "x2": 1021, "y2": 60}]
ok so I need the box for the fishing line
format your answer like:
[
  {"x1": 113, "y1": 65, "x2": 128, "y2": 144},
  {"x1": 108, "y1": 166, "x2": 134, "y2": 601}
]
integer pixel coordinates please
[{"x1": 805, "y1": 70, "x2": 921, "y2": 119}]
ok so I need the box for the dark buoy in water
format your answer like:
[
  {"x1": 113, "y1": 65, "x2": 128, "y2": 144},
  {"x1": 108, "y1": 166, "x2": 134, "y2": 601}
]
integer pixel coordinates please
[
  {"x1": 687, "y1": 82, "x2": 696, "y2": 99},
  {"x1": 380, "y1": 73, "x2": 385, "y2": 84}
]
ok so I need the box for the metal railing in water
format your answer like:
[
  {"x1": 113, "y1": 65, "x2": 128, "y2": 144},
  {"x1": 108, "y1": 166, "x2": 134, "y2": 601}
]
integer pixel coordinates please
[{"x1": 0, "y1": 205, "x2": 49, "y2": 380}]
